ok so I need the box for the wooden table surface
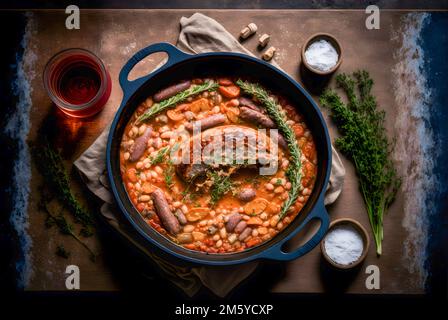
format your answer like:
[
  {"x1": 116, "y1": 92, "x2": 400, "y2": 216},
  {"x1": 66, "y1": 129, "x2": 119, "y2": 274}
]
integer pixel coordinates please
[{"x1": 23, "y1": 9, "x2": 421, "y2": 294}]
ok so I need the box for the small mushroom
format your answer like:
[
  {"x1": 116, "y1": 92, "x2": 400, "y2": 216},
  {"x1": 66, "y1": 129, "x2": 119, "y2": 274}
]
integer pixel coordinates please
[
  {"x1": 258, "y1": 33, "x2": 270, "y2": 48},
  {"x1": 262, "y1": 46, "x2": 276, "y2": 61},
  {"x1": 240, "y1": 23, "x2": 258, "y2": 39}
]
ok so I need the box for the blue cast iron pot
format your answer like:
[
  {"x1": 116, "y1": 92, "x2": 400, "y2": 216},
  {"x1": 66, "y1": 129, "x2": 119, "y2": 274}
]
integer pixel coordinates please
[{"x1": 107, "y1": 42, "x2": 331, "y2": 265}]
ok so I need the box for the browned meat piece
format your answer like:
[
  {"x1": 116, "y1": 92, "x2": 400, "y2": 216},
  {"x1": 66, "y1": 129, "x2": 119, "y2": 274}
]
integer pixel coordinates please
[
  {"x1": 226, "y1": 213, "x2": 242, "y2": 232},
  {"x1": 129, "y1": 127, "x2": 152, "y2": 162},
  {"x1": 151, "y1": 189, "x2": 180, "y2": 235},
  {"x1": 185, "y1": 114, "x2": 227, "y2": 131},
  {"x1": 239, "y1": 106, "x2": 276, "y2": 128},
  {"x1": 176, "y1": 163, "x2": 208, "y2": 183},
  {"x1": 236, "y1": 188, "x2": 256, "y2": 202},
  {"x1": 153, "y1": 80, "x2": 191, "y2": 102}
]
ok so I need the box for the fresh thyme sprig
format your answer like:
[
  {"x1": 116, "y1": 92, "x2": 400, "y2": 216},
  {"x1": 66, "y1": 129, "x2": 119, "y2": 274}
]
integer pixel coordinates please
[
  {"x1": 208, "y1": 171, "x2": 234, "y2": 206},
  {"x1": 164, "y1": 161, "x2": 175, "y2": 188},
  {"x1": 236, "y1": 80, "x2": 302, "y2": 219},
  {"x1": 32, "y1": 139, "x2": 94, "y2": 236},
  {"x1": 40, "y1": 200, "x2": 96, "y2": 261},
  {"x1": 136, "y1": 81, "x2": 219, "y2": 124},
  {"x1": 150, "y1": 146, "x2": 170, "y2": 165},
  {"x1": 320, "y1": 70, "x2": 401, "y2": 255}
]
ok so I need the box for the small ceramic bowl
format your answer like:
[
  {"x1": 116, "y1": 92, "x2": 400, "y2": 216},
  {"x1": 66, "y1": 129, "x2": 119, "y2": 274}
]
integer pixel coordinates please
[
  {"x1": 320, "y1": 218, "x2": 370, "y2": 270},
  {"x1": 301, "y1": 33, "x2": 342, "y2": 76}
]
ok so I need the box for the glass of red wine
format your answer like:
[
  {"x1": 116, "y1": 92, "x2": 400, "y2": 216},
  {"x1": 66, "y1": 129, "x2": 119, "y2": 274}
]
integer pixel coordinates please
[{"x1": 43, "y1": 48, "x2": 111, "y2": 118}]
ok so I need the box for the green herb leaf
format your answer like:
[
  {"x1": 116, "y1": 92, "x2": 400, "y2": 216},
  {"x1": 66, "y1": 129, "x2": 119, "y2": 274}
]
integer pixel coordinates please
[
  {"x1": 136, "y1": 81, "x2": 219, "y2": 124},
  {"x1": 208, "y1": 171, "x2": 234, "y2": 206},
  {"x1": 150, "y1": 146, "x2": 170, "y2": 165},
  {"x1": 31, "y1": 139, "x2": 94, "y2": 236},
  {"x1": 320, "y1": 70, "x2": 401, "y2": 255}
]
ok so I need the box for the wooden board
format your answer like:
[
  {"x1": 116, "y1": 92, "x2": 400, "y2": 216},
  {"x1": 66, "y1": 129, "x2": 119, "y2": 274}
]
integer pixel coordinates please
[{"x1": 23, "y1": 9, "x2": 420, "y2": 293}]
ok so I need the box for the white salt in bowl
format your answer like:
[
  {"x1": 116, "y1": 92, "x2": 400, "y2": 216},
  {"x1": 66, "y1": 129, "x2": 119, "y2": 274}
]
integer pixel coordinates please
[
  {"x1": 320, "y1": 218, "x2": 370, "y2": 270},
  {"x1": 301, "y1": 33, "x2": 342, "y2": 76}
]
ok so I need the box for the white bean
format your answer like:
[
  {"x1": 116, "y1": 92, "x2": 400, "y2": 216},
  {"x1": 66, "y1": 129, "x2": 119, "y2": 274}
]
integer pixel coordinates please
[
  {"x1": 139, "y1": 195, "x2": 150, "y2": 202},
  {"x1": 138, "y1": 124, "x2": 147, "y2": 136},
  {"x1": 265, "y1": 183, "x2": 274, "y2": 191},
  {"x1": 220, "y1": 227, "x2": 227, "y2": 239}
]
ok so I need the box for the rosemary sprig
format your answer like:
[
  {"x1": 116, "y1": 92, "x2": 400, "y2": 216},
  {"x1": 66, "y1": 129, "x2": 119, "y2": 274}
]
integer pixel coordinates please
[
  {"x1": 32, "y1": 139, "x2": 94, "y2": 236},
  {"x1": 320, "y1": 70, "x2": 401, "y2": 255},
  {"x1": 236, "y1": 80, "x2": 302, "y2": 219},
  {"x1": 136, "y1": 81, "x2": 219, "y2": 124}
]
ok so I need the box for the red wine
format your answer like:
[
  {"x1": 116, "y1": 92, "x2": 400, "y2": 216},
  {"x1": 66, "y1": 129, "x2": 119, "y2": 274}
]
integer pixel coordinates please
[
  {"x1": 44, "y1": 49, "x2": 111, "y2": 118},
  {"x1": 59, "y1": 63, "x2": 100, "y2": 105}
]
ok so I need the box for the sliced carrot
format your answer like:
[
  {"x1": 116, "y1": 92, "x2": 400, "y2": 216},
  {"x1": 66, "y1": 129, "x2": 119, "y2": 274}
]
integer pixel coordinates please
[
  {"x1": 127, "y1": 168, "x2": 138, "y2": 183},
  {"x1": 137, "y1": 203, "x2": 145, "y2": 211},
  {"x1": 184, "y1": 243, "x2": 196, "y2": 250},
  {"x1": 167, "y1": 109, "x2": 185, "y2": 122},
  {"x1": 293, "y1": 124, "x2": 304, "y2": 137},
  {"x1": 247, "y1": 217, "x2": 263, "y2": 225},
  {"x1": 246, "y1": 237, "x2": 261, "y2": 248},
  {"x1": 142, "y1": 182, "x2": 155, "y2": 194},
  {"x1": 186, "y1": 207, "x2": 209, "y2": 222},
  {"x1": 244, "y1": 198, "x2": 268, "y2": 215},
  {"x1": 218, "y1": 78, "x2": 233, "y2": 86},
  {"x1": 189, "y1": 98, "x2": 211, "y2": 113},
  {"x1": 219, "y1": 85, "x2": 240, "y2": 98}
]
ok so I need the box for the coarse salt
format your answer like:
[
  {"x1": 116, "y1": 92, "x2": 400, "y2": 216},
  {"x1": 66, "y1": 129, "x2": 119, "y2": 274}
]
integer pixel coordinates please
[
  {"x1": 304, "y1": 39, "x2": 339, "y2": 72},
  {"x1": 324, "y1": 225, "x2": 364, "y2": 265}
]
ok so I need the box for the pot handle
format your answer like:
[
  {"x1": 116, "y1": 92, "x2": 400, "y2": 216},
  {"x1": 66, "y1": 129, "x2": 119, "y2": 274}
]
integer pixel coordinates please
[
  {"x1": 259, "y1": 196, "x2": 329, "y2": 261},
  {"x1": 119, "y1": 42, "x2": 191, "y2": 101}
]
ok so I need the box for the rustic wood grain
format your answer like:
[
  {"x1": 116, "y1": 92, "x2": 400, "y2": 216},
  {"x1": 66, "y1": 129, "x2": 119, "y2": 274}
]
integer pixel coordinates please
[{"x1": 24, "y1": 9, "x2": 419, "y2": 293}]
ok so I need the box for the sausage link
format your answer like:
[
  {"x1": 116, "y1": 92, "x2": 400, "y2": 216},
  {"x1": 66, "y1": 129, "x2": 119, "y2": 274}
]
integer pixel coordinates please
[
  {"x1": 153, "y1": 80, "x2": 191, "y2": 102},
  {"x1": 238, "y1": 227, "x2": 252, "y2": 241},
  {"x1": 226, "y1": 213, "x2": 242, "y2": 232},
  {"x1": 239, "y1": 106, "x2": 276, "y2": 128},
  {"x1": 129, "y1": 127, "x2": 153, "y2": 162},
  {"x1": 151, "y1": 189, "x2": 180, "y2": 235},
  {"x1": 185, "y1": 114, "x2": 226, "y2": 131},
  {"x1": 234, "y1": 221, "x2": 248, "y2": 234},
  {"x1": 238, "y1": 97, "x2": 263, "y2": 113}
]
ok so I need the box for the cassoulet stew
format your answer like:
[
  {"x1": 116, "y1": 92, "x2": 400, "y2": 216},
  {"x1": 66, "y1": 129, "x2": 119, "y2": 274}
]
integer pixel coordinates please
[{"x1": 120, "y1": 78, "x2": 317, "y2": 254}]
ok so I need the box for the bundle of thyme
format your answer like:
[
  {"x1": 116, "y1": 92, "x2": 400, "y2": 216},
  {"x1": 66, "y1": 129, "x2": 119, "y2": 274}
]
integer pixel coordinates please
[
  {"x1": 320, "y1": 70, "x2": 401, "y2": 255},
  {"x1": 32, "y1": 138, "x2": 94, "y2": 236},
  {"x1": 236, "y1": 80, "x2": 302, "y2": 219},
  {"x1": 136, "y1": 81, "x2": 219, "y2": 124}
]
